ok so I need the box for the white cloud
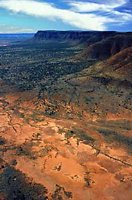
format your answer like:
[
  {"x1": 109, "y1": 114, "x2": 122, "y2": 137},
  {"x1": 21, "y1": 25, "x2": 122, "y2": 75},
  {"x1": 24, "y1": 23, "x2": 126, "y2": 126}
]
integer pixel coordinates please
[
  {"x1": 69, "y1": 0, "x2": 132, "y2": 22},
  {"x1": 0, "y1": 0, "x2": 114, "y2": 31},
  {"x1": 69, "y1": 0, "x2": 127, "y2": 12},
  {"x1": 0, "y1": 0, "x2": 131, "y2": 31}
]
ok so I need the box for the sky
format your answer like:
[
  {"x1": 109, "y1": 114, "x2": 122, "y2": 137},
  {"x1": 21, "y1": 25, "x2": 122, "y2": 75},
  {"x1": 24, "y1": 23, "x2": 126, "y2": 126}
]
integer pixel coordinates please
[{"x1": 0, "y1": 0, "x2": 132, "y2": 33}]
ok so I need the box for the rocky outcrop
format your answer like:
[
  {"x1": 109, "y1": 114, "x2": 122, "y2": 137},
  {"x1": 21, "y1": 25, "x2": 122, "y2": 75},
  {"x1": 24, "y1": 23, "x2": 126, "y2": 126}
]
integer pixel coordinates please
[
  {"x1": 82, "y1": 33, "x2": 132, "y2": 60},
  {"x1": 34, "y1": 31, "x2": 132, "y2": 60},
  {"x1": 99, "y1": 47, "x2": 132, "y2": 82},
  {"x1": 33, "y1": 30, "x2": 117, "y2": 43}
]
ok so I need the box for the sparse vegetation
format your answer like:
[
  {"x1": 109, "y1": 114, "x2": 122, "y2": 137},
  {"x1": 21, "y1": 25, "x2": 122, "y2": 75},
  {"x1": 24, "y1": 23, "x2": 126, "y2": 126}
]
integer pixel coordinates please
[
  {"x1": 0, "y1": 164, "x2": 48, "y2": 200},
  {"x1": 51, "y1": 184, "x2": 72, "y2": 200},
  {"x1": 0, "y1": 42, "x2": 88, "y2": 92},
  {"x1": 0, "y1": 137, "x2": 6, "y2": 145},
  {"x1": 97, "y1": 128, "x2": 132, "y2": 151},
  {"x1": 65, "y1": 128, "x2": 96, "y2": 145}
]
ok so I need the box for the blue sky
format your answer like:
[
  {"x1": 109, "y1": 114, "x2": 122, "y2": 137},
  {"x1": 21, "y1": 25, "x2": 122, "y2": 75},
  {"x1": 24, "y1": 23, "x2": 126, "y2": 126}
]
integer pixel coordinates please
[{"x1": 0, "y1": 0, "x2": 132, "y2": 33}]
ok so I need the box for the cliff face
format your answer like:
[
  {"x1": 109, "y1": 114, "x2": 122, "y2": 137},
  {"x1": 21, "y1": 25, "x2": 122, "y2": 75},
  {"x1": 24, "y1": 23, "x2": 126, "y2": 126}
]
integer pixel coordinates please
[
  {"x1": 82, "y1": 47, "x2": 132, "y2": 84},
  {"x1": 34, "y1": 31, "x2": 132, "y2": 60},
  {"x1": 82, "y1": 33, "x2": 132, "y2": 60},
  {"x1": 33, "y1": 30, "x2": 117, "y2": 42},
  {"x1": 100, "y1": 47, "x2": 132, "y2": 82}
]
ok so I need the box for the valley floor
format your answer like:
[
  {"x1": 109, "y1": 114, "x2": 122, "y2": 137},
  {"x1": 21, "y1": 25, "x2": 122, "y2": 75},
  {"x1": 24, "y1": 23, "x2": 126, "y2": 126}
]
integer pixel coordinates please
[
  {"x1": 0, "y1": 90, "x2": 132, "y2": 200},
  {"x1": 0, "y1": 40, "x2": 132, "y2": 200}
]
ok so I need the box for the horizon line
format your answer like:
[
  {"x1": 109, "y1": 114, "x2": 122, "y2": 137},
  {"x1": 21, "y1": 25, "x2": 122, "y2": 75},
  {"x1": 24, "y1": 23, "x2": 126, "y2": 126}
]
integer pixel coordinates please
[{"x1": 0, "y1": 30, "x2": 132, "y2": 34}]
